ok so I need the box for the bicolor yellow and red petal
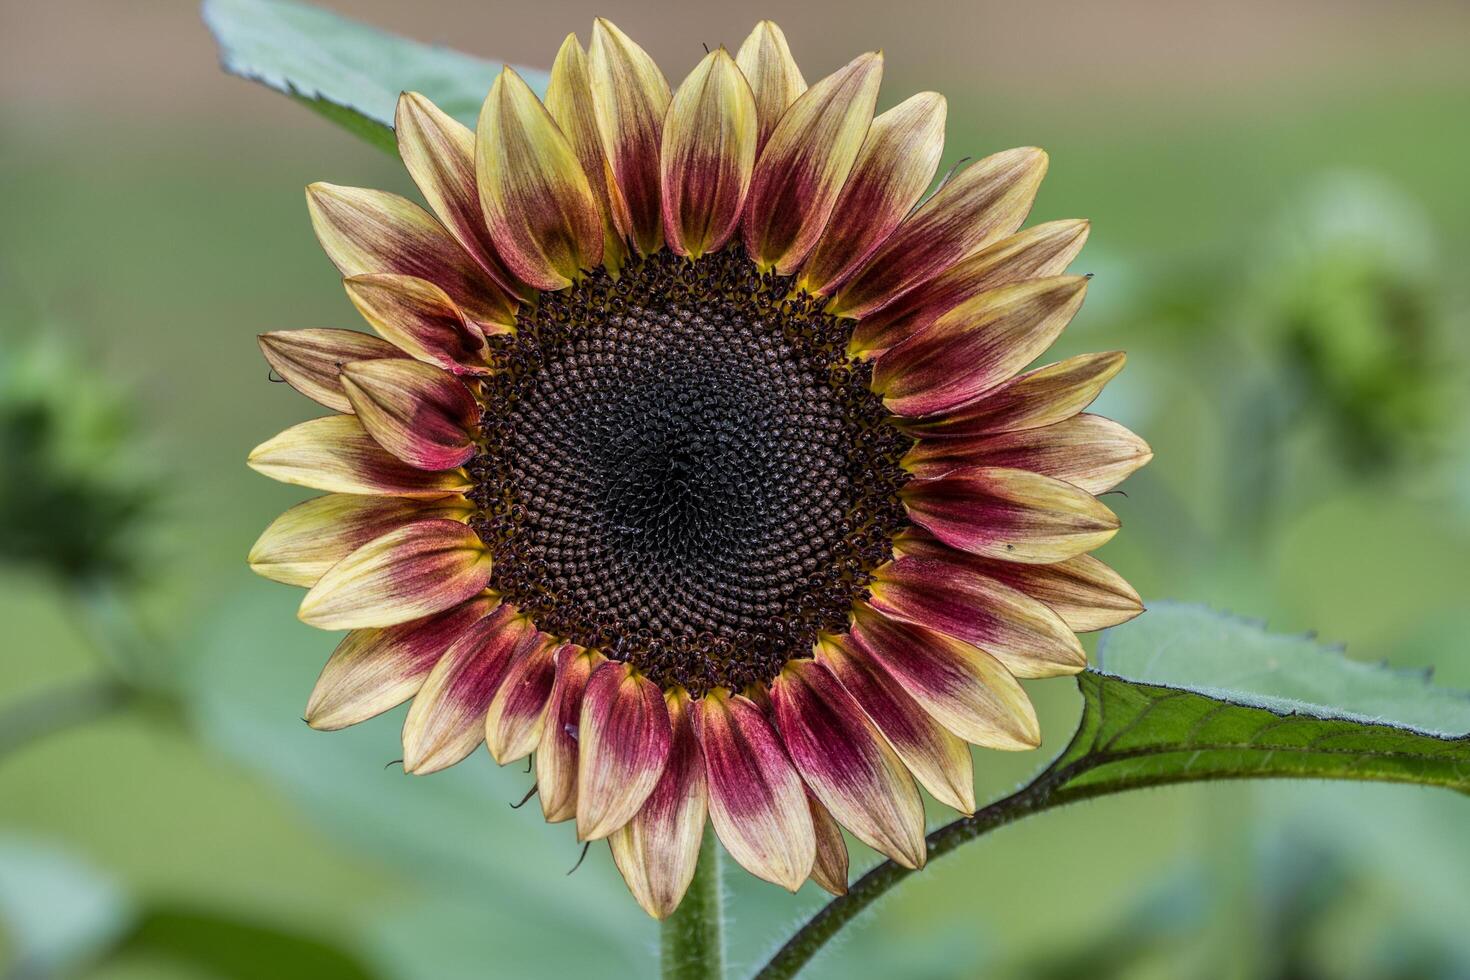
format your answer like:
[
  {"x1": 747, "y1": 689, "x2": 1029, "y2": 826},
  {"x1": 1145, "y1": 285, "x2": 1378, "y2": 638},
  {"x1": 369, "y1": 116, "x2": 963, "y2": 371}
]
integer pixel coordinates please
[
  {"x1": 742, "y1": 52, "x2": 882, "y2": 274},
  {"x1": 248, "y1": 492, "x2": 473, "y2": 588},
  {"x1": 798, "y1": 92, "x2": 947, "y2": 296},
  {"x1": 545, "y1": 34, "x2": 626, "y2": 269},
  {"x1": 483, "y1": 634, "x2": 559, "y2": 765},
  {"x1": 899, "y1": 351, "x2": 1125, "y2": 438},
  {"x1": 339, "y1": 359, "x2": 480, "y2": 471},
  {"x1": 828, "y1": 147, "x2": 1048, "y2": 320},
  {"x1": 901, "y1": 465, "x2": 1119, "y2": 564},
  {"x1": 536, "y1": 646, "x2": 604, "y2": 823},
  {"x1": 343, "y1": 274, "x2": 498, "y2": 375},
  {"x1": 660, "y1": 48, "x2": 758, "y2": 258},
  {"x1": 901, "y1": 541, "x2": 1143, "y2": 632},
  {"x1": 476, "y1": 67, "x2": 603, "y2": 290},
  {"x1": 247, "y1": 416, "x2": 471, "y2": 498},
  {"x1": 873, "y1": 275, "x2": 1088, "y2": 418},
  {"x1": 304, "y1": 182, "x2": 515, "y2": 328},
  {"x1": 816, "y1": 634, "x2": 976, "y2": 813},
  {"x1": 851, "y1": 218, "x2": 1089, "y2": 355},
  {"x1": 297, "y1": 519, "x2": 492, "y2": 630},
  {"x1": 734, "y1": 21, "x2": 806, "y2": 153},
  {"x1": 401, "y1": 604, "x2": 536, "y2": 774},
  {"x1": 576, "y1": 662, "x2": 673, "y2": 840},
  {"x1": 772, "y1": 660, "x2": 927, "y2": 869},
  {"x1": 807, "y1": 793, "x2": 849, "y2": 896},
  {"x1": 257, "y1": 329, "x2": 404, "y2": 413},
  {"x1": 304, "y1": 595, "x2": 499, "y2": 730},
  {"x1": 868, "y1": 553, "x2": 1086, "y2": 678},
  {"x1": 849, "y1": 603, "x2": 1040, "y2": 750},
  {"x1": 904, "y1": 414, "x2": 1153, "y2": 492},
  {"x1": 695, "y1": 690, "x2": 815, "y2": 891},
  {"x1": 395, "y1": 91, "x2": 526, "y2": 298},
  {"x1": 609, "y1": 689, "x2": 708, "y2": 919},
  {"x1": 588, "y1": 19, "x2": 671, "y2": 255}
]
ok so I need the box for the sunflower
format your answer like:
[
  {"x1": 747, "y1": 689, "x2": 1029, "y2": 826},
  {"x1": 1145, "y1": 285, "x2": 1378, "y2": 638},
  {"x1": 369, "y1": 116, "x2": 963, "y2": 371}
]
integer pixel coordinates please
[{"x1": 247, "y1": 18, "x2": 1150, "y2": 918}]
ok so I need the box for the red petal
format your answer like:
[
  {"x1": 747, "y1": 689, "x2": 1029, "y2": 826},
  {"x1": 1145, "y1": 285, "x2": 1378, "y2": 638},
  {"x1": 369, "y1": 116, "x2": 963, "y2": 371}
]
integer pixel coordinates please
[
  {"x1": 257, "y1": 329, "x2": 405, "y2": 414},
  {"x1": 576, "y1": 662, "x2": 673, "y2": 840},
  {"x1": 695, "y1": 690, "x2": 815, "y2": 891},
  {"x1": 401, "y1": 604, "x2": 536, "y2": 774},
  {"x1": 484, "y1": 634, "x2": 559, "y2": 764},
  {"x1": 535, "y1": 646, "x2": 604, "y2": 823},
  {"x1": 340, "y1": 358, "x2": 480, "y2": 471},
  {"x1": 772, "y1": 660, "x2": 927, "y2": 869}
]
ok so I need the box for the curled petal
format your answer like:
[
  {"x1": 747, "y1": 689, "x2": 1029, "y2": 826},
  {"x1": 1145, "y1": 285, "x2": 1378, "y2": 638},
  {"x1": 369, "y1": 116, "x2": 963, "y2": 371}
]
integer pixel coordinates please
[
  {"x1": 905, "y1": 414, "x2": 1153, "y2": 493},
  {"x1": 742, "y1": 52, "x2": 883, "y2": 274},
  {"x1": 828, "y1": 147, "x2": 1048, "y2": 320},
  {"x1": 589, "y1": 19, "x2": 671, "y2": 255},
  {"x1": 816, "y1": 634, "x2": 975, "y2": 813},
  {"x1": 248, "y1": 416, "x2": 471, "y2": 498},
  {"x1": 898, "y1": 534, "x2": 1143, "y2": 632},
  {"x1": 734, "y1": 21, "x2": 806, "y2": 152},
  {"x1": 484, "y1": 634, "x2": 559, "y2": 765},
  {"x1": 546, "y1": 34, "x2": 626, "y2": 269},
  {"x1": 395, "y1": 92, "x2": 526, "y2": 298},
  {"x1": 874, "y1": 276, "x2": 1088, "y2": 418},
  {"x1": 344, "y1": 274, "x2": 498, "y2": 375},
  {"x1": 401, "y1": 605, "x2": 536, "y2": 774},
  {"x1": 305, "y1": 595, "x2": 499, "y2": 730},
  {"x1": 901, "y1": 465, "x2": 1120, "y2": 564},
  {"x1": 609, "y1": 690, "x2": 708, "y2": 919},
  {"x1": 257, "y1": 329, "x2": 404, "y2": 414},
  {"x1": 304, "y1": 182, "x2": 515, "y2": 329},
  {"x1": 868, "y1": 554, "x2": 1086, "y2": 678},
  {"x1": 849, "y1": 603, "x2": 1040, "y2": 750},
  {"x1": 297, "y1": 519, "x2": 493, "y2": 630},
  {"x1": 799, "y1": 92, "x2": 947, "y2": 296},
  {"x1": 476, "y1": 67, "x2": 603, "y2": 291},
  {"x1": 576, "y1": 662, "x2": 673, "y2": 840},
  {"x1": 695, "y1": 690, "x2": 815, "y2": 892},
  {"x1": 899, "y1": 351, "x2": 1126, "y2": 439},
  {"x1": 249, "y1": 492, "x2": 472, "y2": 588},
  {"x1": 536, "y1": 646, "x2": 604, "y2": 823},
  {"x1": 852, "y1": 219, "x2": 1090, "y2": 355},
  {"x1": 772, "y1": 660, "x2": 927, "y2": 869},
  {"x1": 807, "y1": 793, "x2": 849, "y2": 896},
  {"x1": 340, "y1": 359, "x2": 480, "y2": 471},
  {"x1": 661, "y1": 48, "x2": 758, "y2": 258}
]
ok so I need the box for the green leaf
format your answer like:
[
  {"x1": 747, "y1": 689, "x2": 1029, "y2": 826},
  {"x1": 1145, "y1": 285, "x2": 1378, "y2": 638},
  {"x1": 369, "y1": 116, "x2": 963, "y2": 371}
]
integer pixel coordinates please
[
  {"x1": 201, "y1": 0, "x2": 549, "y2": 153},
  {"x1": 1050, "y1": 602, "x2": 1470, "y2": 800},
  {"x1": 757, "y1": 603, "x2": 1470, "y2": 980}
]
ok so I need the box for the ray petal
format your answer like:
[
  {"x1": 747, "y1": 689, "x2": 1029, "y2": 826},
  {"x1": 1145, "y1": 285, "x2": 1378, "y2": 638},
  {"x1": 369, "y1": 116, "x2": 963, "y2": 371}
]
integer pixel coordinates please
[
  {"x1": 257, "y1": 329, "x2": 405, "y2": 414},
  {"x1": 772, "y1": 660, "x2": 927, "y2": 869},
  {"x1": 247, "y1": 415, "x2": 471, "y2": 498},
  {"x1": 742, "y1": 52, "x2": 882, "y2": 274},
  {"x1": 734, "y1": 21, "x2": 806, "y2": 153},
  {"x1": 588, "y1": 18, "x2": 672, "y2": 255},
  {"x1": 536, "y1": 646, "x2": 605, "y2": 823},
  {"x1": 297, "y1": 519, "x2": 493, "y2": 630},
  {"x1": 576, "y1": 662, "x2": 674, "y2": 841},
  {"x1": 339, "y1": 359, "x2": 480, "y2": 471},
  {"x1": 343, "y1": 274, "x2": 499, "y2": 376},
  {"x1": 694, "y1": 690, "x2": 815, "y2": 892},
  {"x1": 484, "y1": 634, "x2": 559, "y2": 765}
]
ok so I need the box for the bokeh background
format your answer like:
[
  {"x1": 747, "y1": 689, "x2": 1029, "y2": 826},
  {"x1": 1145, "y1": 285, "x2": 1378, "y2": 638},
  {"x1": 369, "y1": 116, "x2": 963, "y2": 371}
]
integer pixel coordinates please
[{"x1": 3, "y1": 1, "x2": 1469, "y2": 977}]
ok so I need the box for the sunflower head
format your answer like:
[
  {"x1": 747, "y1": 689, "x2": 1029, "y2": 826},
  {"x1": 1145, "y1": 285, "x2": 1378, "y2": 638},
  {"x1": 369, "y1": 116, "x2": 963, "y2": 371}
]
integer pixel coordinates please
[{"x1": 247, "y1": 18, "x2": 1149, "y2": 918}]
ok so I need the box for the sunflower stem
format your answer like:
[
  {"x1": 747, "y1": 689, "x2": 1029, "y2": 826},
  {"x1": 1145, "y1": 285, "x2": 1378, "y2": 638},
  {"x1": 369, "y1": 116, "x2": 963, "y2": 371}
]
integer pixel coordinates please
[
  {"x1": 661, "y1": 831, "x2": 724, "y2": 980},
  {"x1": 754, "y1": 775, "x2": 1063, "y2": 980}
]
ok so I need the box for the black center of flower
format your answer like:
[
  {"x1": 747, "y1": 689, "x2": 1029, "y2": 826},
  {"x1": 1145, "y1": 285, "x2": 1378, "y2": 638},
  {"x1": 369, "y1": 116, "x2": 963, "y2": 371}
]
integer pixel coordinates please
[{"x1": 469, "y1": 248, "x2": 909, "y2": 694}]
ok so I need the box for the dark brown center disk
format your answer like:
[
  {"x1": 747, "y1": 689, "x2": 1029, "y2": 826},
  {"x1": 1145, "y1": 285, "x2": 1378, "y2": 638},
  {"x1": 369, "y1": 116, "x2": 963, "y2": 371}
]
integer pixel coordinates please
[{"x1": 469, "y1": 248, "x2": 909, "y2": 694}]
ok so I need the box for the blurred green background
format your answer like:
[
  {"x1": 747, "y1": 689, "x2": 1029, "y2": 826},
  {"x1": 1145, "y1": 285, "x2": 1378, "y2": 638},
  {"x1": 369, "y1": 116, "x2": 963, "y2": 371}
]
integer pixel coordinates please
[{"x1": 2, "y1": 1, "x2": 1468, "y2": 977}]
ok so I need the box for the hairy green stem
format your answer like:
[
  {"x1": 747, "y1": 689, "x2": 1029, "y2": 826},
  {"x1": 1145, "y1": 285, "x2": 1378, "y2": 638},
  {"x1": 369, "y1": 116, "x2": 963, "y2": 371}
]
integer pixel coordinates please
[
  {"x1": 755, "y1": 775, "x2": 1066, "y2": 980},
  {"x1": 662, "y1": 832, "x2": 724, "y2": 980}
]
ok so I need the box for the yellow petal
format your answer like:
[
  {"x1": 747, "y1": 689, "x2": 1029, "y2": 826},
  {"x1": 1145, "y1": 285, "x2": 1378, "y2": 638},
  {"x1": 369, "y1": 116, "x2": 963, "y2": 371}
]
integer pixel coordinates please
[
  {"x1": 660, "y1": 48, "x2": 758, "y2": 258},
  {"x1": 588, "y1": 19, "x2": 671, "y2": 255},
  {"x1": 742, "y1": 52, "x2": 882, "y2": 274},
  {"x1": 545, "y1": 34, "x2": 627, "y2": 270},
  {"x1": 734, "y1": 21, "x2": 807, "y2": 152},
  {"x1": 476, "y1": 67, "x2": 603, "y2": 291}
]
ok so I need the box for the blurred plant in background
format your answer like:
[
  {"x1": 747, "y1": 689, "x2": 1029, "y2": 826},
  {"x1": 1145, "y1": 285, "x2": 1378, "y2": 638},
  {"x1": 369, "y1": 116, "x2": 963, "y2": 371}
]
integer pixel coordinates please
[{"x1": 1252, "y1": 173, "x2": 1449, "y2": 474}]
